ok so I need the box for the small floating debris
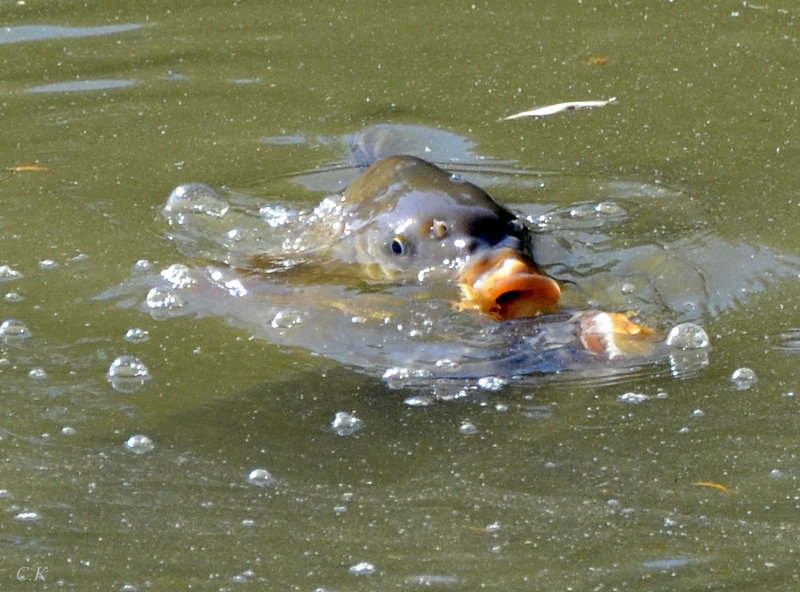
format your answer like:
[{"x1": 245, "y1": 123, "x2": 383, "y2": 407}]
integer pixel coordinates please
[
  {"x1": 330, "y1": 411, "x2": 364, "y2": 436},
  {"x1": 730, "y1": 367, "x2": 757, "y2": 390},
  {"x1": 692, "y1": 481, "x2": 732, "y2": 495},
  {"x1": 124, "y1": 434, "x2": 155, "y2": 455},
  {"x1": 502, "y1": 97, "x2": 617, "y2": 120}
]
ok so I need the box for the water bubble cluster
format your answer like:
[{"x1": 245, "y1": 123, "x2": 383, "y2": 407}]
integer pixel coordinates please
[
  {"x1": 731, "y1": 367, "x2": 757, "y2": 390},
  {"x1": 160, "y1": 264, "x2": 196, "y2": 290},
  {"x1": 107, "y1": 356, "x2": 151, "y2": 393},
  {"x1": 330, "y1": 411, "x2": 364, "y2": 436},
  {"x1": 124, "y1": 434, "x2": 155, "y2": 455},
  {"x1": 477, "y1": 376, "x2": 506, "y2": 391},
  {"x1": 259, "y1": 205, "x2": 292, "y2": 228}
]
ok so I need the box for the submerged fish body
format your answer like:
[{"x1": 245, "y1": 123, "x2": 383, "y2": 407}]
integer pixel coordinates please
[
  {"x1": 101, "y1": 124, "x2": 800, "y2": 386},
  {"x1": 140, "y1": 147, "x2": 687, "y2": 385}
]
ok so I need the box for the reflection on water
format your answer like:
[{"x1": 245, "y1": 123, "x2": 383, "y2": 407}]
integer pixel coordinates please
[
  {"x1": 0, "y1": 23, "x2": 141, "y2": 45},
  {"x1": 27, "y1": 79, "x2": 136, "y2": 93}
]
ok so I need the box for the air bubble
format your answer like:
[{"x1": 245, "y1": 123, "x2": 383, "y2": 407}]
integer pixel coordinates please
[
  {"x1": 28, "y1": 367, "x2": 47, "y2": 380},
  {"x1": 0, "y1": 319, "x2": 30, "y2": 342},
  {"x1": 459, "y1": 421, "x2": 479, "y2": 435},
  {"x1": 731, "y1": 367, "x2": 757, "y2": 390},
  {"x1": 164, "y1": 183, "x2": 229, "y2": 218},
  {"x1": 404, "y1": 396, "x2": 433, "y2": 407},
  {"x1": 124, "y1": 328, "x2": 150, "y2": 343},
  {"x1": 348, "y1": 562, "x2": 376, "y2": 576},
  {"x1": 666, "y1": 323, "x2": 709, "y2": 350},
  {"x1": 247, "y1": 468, "x2": 276, "y2": 487},
  {"x1": 0, "y1": 265, "x2": 23, "y2": 281},
  {"x1": 107, "y1": 356, "x2": 151, "y2": 393},
  {"x1": 618, "y1": 392, "x2": 650, "y2": 404},
  {"x1": 270, "y1": 311, "x2": 303, "y2": 330},
  {"x1": 133, "y1": 259, "x2": 153, "y2": 272},
  {"x1": 124, "y1": 434, "x2": 155, "y2": 455},
  {"x1": 330, "y1": 411, "x2": 364, "y2": 436},
  {"x1": 38, "y1": 259, "x2": 58, "y2": 270},
  {"x1": 145, "y1": 287, "x2": 186, "y2": 318},
  {"x1": 14, "y1": 511, "x2": 41, "y2": 522},
  {"x1": 5, "y1": 291, "x2": 24, "y2": 302}
]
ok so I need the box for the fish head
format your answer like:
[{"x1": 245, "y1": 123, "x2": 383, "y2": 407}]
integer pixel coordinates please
[{"x1": 339, "y1": 155, "x2": 561, "y2": 319}]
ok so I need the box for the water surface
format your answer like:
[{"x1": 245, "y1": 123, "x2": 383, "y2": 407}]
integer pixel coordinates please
[{"x1": 2, "y1": 1, "x2": 800, "y2": 590}]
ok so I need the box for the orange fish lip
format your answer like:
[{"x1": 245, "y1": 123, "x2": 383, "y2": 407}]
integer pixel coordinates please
[{"x1": 457, "y1": 248, "x2": 561, "y2": 320}]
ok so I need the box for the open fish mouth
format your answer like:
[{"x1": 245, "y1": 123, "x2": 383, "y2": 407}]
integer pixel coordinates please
[{"x1": 457, "y1": 248, "x2": 561, "y2": 320}]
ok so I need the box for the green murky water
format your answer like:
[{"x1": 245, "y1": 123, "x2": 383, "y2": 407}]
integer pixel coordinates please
[{"x1": 2, "y1": 1, "x2": 800, "y2": 590}]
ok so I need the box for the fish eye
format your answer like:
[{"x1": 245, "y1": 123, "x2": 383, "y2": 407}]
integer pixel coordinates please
[{"x1": 391, "y1": 236, "x2": 407, "y2": 255}]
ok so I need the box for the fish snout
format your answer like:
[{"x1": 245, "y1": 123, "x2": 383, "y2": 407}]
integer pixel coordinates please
[{"x1": 457, "y1": 249, "x2": 561, "y2": 320}]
